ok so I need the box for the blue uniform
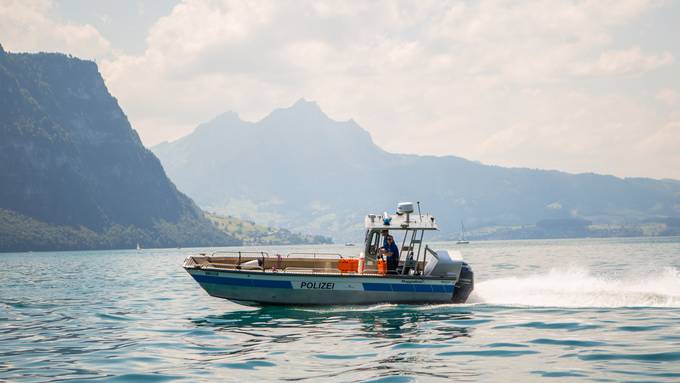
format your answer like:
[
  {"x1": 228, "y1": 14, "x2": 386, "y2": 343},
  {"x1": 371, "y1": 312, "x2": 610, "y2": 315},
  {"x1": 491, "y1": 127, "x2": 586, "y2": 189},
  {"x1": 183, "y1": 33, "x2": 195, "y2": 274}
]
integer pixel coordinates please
[{"x1": 383, "y1": 240, "x2": 399, "y2": 272}]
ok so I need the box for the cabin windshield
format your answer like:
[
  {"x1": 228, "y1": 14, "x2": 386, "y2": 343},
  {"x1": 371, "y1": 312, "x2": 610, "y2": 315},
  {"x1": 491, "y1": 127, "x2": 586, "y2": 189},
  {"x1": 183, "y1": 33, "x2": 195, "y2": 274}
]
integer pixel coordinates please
[
  {"x1": 363, "y1": 227, "x2": 430, "y2": 275},
  {"x1": 365, "y1": 230, "x2": 382, "y2": 257}
]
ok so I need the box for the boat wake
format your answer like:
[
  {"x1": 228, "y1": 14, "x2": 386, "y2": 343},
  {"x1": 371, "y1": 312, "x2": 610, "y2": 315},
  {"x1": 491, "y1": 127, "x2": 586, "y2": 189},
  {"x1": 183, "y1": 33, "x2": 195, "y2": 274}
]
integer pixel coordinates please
[
  {"x1": 471, "y1": 267, "x2": 680, "y2": 308},
  {"x1": 295, "y1": 303, "x2": 400, "y2": 313}
]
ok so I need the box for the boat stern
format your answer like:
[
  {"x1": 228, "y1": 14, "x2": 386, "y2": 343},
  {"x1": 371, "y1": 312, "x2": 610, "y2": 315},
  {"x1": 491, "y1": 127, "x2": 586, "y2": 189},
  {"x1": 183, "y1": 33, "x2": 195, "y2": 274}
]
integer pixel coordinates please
[
  {"x1": 423, "y1": 249, "x2": 474, "y2": 303},
  {"x1": 452, "y1": 262, "x2": 474, "y2": 303}
]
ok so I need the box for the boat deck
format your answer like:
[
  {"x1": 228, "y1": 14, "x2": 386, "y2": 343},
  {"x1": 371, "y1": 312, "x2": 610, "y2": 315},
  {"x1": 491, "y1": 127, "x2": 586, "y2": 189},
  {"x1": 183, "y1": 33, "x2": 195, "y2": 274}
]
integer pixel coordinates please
[{"x1": 184, "y1": 251, "x2": 427, "y2": 277}]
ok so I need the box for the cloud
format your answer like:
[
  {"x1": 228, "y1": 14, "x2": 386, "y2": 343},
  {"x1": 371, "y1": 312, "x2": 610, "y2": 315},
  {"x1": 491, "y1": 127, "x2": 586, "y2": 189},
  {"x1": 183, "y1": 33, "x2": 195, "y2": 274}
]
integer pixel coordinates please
[
  {"x1": 0, "y1": 0, "x2": 111, "y2": 59},
  {"x1": 574, "y1": 47, "x2": 674, "y2": 76},
  {"x1": 656, "y1": 88, "x2": 680, "y2": 106},
  {"x1": 638, "y1": 120, "x2": 680, "y2": 155},
  {"x1": 3, "y1": 0, "x2": 678, "y2": 179},
  {"x1": 634, "y1": 121, "x2": 680, "y2": 178}
]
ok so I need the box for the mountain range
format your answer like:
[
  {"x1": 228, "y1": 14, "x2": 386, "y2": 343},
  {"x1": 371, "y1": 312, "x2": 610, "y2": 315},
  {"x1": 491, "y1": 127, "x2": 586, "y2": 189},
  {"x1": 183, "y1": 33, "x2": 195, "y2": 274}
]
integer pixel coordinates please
[
  {"x1": 3, "y1": 44, "x2": 677, "y2": 249},
  {"x1": 153, "y1": 99, "x2": 680, "y2": 241}
]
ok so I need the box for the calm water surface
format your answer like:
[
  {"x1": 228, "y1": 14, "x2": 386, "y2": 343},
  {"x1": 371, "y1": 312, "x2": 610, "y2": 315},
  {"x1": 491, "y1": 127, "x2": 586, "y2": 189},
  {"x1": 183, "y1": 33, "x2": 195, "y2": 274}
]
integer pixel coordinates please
[{"x1": 1, "y1": 238, "x2": 680, "y2": 382}]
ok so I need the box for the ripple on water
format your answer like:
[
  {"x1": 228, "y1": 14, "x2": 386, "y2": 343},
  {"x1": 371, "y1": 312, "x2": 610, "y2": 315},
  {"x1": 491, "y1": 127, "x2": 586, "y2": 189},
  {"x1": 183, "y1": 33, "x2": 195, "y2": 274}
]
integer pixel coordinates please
[
  {"x1": 531, "y1": 370, "x2": 587, "y2": 378},
  {"x1": 617, "y1": 325, "x2": 664, "y2": 332},
  {"x1": 215, "y1": 360, "x2": 276, "y2": 370},
  {"x1": 437, "y1": 349, "x2": 540, "y2": 357},
  {"x1": 496, "y1": 321, "x2": 601, "y2": 331},
  {"x1": 529, "y1": 338, "x2": 607, "y2": 347},
  {"x1": 363, "y1": 377, "x2": 416, "y2": 383},
  {"x1": 609, "y1": 369, "x2": 680, "y2": 379},
  {"x1": 95, "y1": 313, "x2": 133, "y2": 321},
  {"x1": 578, "y1": 351, "x2": 680, "y2": 362},
  {"x1": 485, "y1": 342, "x2": 530, "y2": 348},
  {"x1": 314, "y1": 352, "x2": 378, "y2": 359},
  {"x1": 98, "y1": 373, "x2": 182, "y2": 382},
  {"x1": 391, "y1": 343, "x2": 448, "y2": 350}
]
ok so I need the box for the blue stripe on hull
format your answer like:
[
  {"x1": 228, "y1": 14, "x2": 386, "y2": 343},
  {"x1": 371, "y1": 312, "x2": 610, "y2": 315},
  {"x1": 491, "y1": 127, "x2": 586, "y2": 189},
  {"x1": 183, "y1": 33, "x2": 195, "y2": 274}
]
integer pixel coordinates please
[
  {"x1": 414, "y1": 284, "x2": 433, "y2": 292},
  {"x1": 362, "y1": 283, "x2": 392, "y2": 291},
  {"x1": 193, "y1": 274, "x2": 293, "y2": 289},
  {"x1": 362, "y1": 282, "x2": 453, "y2": 293},
  {"x1": 191, "y1": 273, "x2": 453, "y2": 293}
]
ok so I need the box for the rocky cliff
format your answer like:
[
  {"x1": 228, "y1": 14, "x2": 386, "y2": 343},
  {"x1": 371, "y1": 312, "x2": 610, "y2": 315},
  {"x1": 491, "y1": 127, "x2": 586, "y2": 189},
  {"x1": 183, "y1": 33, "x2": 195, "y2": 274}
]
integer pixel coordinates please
[{"x1": 0, "y1": 46, "x2": 238, "y2": 251}]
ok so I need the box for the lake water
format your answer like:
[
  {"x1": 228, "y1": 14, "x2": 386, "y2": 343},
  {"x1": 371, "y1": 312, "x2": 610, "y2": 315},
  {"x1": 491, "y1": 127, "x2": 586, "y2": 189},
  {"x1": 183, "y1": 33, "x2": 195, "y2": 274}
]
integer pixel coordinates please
[{"x1": 1, "y1": 237, "x2": 680, "y2": 382}]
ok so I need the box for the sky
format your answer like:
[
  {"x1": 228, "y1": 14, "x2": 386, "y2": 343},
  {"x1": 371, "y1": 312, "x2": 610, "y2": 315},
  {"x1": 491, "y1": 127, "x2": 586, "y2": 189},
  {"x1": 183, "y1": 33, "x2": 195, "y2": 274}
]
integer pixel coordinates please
[{"x1": 1, "y1": 0, "x2": 679, "y2": 180}]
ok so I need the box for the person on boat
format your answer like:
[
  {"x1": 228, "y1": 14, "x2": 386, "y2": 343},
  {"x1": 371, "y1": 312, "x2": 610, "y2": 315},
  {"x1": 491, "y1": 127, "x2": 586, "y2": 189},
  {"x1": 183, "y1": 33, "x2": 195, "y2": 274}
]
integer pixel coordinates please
[
  {"x1": 381, "y1": 229, "x2": 390, "y2": 247},
  {"x1": 381, "y1": 235, "x2": 399, "y2": 273}
]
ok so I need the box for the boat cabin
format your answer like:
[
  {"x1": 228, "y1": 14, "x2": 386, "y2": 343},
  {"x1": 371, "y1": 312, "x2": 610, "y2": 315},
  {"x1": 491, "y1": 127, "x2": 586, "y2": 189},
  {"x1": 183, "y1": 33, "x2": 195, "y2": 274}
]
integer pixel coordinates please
[{"x1": 362, "y1": 202, "x2": 438, "y2": 275}]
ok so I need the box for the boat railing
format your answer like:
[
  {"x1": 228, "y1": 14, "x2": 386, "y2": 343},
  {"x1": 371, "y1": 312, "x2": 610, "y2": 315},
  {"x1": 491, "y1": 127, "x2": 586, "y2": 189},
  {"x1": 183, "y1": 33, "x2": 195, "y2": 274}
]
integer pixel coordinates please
[
  {"x1": 285, "y1": 252, "x2": 344, "y2": 273},
  {"x1": 424, "y1": 245, "x2": 438, "y2": 259},
  {"x1": 207, "y1": 250, "x2": 271, "y2": 270},
  {"x1": 192, "y1": 251, "x2": 346, "y2": 273},
  {"x1": 285, "y1": 252, "x2": 344, "y2": 259}
]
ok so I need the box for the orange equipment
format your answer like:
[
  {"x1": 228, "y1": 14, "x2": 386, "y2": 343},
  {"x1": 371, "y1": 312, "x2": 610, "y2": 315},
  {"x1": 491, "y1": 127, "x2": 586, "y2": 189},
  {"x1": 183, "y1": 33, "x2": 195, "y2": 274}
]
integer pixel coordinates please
[
  {"x1": 377, "y1": 259, "x2": 387, "y2": 275},
  {"x1": 337, "y1": 258, "x2": 359, "y2": 272}
]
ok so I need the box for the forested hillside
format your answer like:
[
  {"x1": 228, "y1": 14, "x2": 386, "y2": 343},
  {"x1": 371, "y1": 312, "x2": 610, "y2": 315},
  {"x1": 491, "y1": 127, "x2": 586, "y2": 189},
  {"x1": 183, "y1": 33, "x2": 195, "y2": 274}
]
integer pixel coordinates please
[{"x1": 0, "y1": 45, "x2": 237, "y2": 251}]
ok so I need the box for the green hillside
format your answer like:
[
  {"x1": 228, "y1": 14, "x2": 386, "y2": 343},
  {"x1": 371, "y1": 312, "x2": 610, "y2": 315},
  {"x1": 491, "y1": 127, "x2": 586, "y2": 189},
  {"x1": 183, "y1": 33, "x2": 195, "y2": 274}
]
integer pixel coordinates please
[{"x1": 206, "y1": 212, "x2": 332, "y2": 246}]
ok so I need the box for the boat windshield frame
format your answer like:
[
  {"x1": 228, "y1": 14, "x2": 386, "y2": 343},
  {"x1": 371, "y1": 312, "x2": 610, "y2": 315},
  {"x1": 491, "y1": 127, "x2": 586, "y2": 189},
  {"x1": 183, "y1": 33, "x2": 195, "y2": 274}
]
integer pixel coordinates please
[{"x1": 363, "y1": 213, "x2": 436, "y2": 276}]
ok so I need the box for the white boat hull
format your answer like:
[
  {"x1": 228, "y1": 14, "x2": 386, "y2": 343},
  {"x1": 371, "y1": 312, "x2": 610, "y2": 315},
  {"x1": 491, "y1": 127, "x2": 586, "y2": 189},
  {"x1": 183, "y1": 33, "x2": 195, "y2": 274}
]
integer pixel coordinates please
[{"x1": 184, "y1": 268, "x2": 464, "y2": 305}]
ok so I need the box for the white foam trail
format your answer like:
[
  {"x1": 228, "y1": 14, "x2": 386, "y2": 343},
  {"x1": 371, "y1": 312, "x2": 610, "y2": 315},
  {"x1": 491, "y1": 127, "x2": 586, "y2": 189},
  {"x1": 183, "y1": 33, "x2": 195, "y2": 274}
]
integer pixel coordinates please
[
  {"x1": 472, "y1": 267, "x2": 680, "y2": 308},
  {"x1": 297, "y1": 303, "x2": 399, "y2": 313}
]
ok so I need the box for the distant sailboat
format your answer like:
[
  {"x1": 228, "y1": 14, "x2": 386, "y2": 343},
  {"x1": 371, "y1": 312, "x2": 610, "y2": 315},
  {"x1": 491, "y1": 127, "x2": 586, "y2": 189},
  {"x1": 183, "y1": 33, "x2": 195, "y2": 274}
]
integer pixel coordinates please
[
  {"x1": 456, "y1": 222, "x2": 469, "y2": 244},
  {"x1": 136, "y1": 243, "x2": 141, "y2": 250}
]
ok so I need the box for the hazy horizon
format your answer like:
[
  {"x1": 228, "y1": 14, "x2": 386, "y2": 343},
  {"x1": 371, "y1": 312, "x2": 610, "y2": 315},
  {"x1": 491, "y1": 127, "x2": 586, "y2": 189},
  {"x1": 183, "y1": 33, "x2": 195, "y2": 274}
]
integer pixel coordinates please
[
  {"x1": 2, "y1": 0, "x2": 679, "y2": 180},
  {"x1": 158, "y1": 97, "x2": 680, "y2": 181}
]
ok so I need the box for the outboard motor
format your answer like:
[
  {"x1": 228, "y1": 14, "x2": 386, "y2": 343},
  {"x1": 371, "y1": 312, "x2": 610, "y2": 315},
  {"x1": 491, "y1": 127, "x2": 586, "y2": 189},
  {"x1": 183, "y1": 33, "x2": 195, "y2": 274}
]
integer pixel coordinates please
[
  {"x1": 424, "y1": 250, "x2": 474, "y2": 303},
  {"x1": 452, "y1": 262, "x2": 474, "y2": 303}
]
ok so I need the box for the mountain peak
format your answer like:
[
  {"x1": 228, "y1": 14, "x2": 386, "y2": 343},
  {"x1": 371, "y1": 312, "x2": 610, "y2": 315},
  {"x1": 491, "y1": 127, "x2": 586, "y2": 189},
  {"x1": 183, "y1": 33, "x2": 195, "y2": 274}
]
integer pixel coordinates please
[
  {"x1": 287, "y1": 98, "x2": 325, "y2": 115},
  {"x1": 212, "y1": 111, "x2": 242, "y2": 124},
  {"x1": 261, "y1": 98, "x2": 330, "y2": 126},
  {"x1": 292, "y1": 97, "x2": 319, "y2": 108}
]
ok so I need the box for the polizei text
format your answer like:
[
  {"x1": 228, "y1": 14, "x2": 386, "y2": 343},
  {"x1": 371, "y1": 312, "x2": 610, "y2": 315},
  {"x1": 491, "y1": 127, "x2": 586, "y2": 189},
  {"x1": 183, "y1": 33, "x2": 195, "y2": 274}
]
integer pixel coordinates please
[{"x1": 299, "y1": 281, "x2": 335, "y2": 289}]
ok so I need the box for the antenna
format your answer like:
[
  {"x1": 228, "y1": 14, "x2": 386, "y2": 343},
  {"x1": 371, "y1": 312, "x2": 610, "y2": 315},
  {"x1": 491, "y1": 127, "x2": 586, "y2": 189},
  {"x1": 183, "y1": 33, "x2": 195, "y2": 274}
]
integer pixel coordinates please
[{"x1": 417, "y1": 201, "x2": 422, "y2": 221}]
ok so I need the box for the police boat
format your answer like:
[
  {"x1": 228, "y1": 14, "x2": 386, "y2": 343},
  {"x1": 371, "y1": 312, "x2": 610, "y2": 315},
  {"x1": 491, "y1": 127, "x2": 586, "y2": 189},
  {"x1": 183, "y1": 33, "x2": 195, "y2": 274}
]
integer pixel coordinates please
[{"x1": 182, "y1": 202, "x2": 474, "y2": 305}]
